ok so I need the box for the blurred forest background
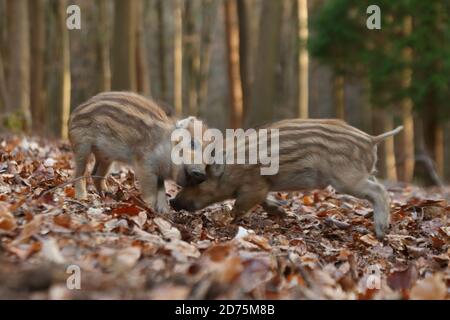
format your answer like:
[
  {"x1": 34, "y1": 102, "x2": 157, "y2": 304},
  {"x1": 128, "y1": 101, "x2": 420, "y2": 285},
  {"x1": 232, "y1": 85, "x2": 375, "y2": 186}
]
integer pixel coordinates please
[{"x1": 0, "y1": 0, "x2": 449, "y2": 185}]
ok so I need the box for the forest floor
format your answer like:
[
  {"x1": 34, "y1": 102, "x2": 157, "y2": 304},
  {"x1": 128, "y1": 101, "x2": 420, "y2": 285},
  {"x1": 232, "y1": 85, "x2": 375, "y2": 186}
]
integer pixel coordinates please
[{"x1": 0, "y1": 135, "x2": 449, "y2": 299}]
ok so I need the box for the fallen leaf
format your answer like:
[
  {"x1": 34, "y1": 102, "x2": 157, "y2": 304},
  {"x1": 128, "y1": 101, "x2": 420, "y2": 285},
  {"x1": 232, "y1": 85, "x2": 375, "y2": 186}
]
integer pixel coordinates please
[
  {"x1": 0, "y1": 202, "x2": 16, "y2": 231},
  {"x1": 154, "y1": 217, "x2": 181, "y2": 240},
  {"x1": 165, "y1": 239, "x2": 200, "y2": 261},
  {"x1": 13, "y1": 215, "x2": 44, "y2": 244},
  {"x1": 53, "y1": 214, "x2": 71, "y2": 229},
  {"x1": 115, "y1": 246, "x2": 141, "y2": 271},
  {"x1": 359, "y1": 234, "x2": 379, "y2": 246},
  {"x1": 410, "y1": 273, "x2": 447, "y2": 300},
  {"x1": 302, "y1": 195, "x2": 314, "y2": 206},
  {"x1": 130, "y1": 211, "x2": 147, "y2": 228},
  {"x1": 41, "y1": 237, "x2": 66, "y2": 264},
  {"x1": 387, "y1": 265, "x2": 418, "y2": 291},
  {"x1": 111, "y1": 205, "x2": 141, "y2": 216}
]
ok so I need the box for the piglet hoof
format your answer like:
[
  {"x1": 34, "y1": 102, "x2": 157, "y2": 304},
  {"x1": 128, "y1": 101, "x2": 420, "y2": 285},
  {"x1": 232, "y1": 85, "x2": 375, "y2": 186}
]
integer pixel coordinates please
[
  {"x1": 230, "y1": 213, "x2": 247, "y2": 225},
  {"x1": 155, "y1": 202, "x2": 170, "y2": 215},
  {"x1": 375, "y1": 223, "x2": 389, "y2": 241},
  {"x1": 99, "y1": 191, "x2": 114, "y2": 199},
  {"x1": 267, "y1": 207, "x2": 287, "y2": 218},
  {"x1": 75, "y1": 191, "x2": 88, "y2": 201}
]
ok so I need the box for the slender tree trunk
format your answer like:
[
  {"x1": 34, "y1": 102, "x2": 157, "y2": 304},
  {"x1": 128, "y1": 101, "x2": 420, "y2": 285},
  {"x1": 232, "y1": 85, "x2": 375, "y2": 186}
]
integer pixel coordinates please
[
  {"x1": 198, "y1": 0, "x2": 218, "y2": 114},
  {"x1": 173, "y1": 0, "x2": 183, "y2": 116},
  {"x1": 224, "y1": 0, "x2": 243, "y2": 128},
  {"x1": 414, "y1": 116, "x2": 444, "y2": 186},
  {"x1": 6, "y1": 0, "x2": 31, "y2": 131},
  {"x1": 0, "y1": 0, "x2": 5, "y2": 68},
  {"x1": 297, "y1": 0, "x2": 309, "y2": 118},
  {"x1": 157, "y1": 0, "x2": 167, "y2": 101},
  {"x1": 423, "y1": 105, "x2": 444, "y2": 178},
  {"x1": 50, "y1": 0, "x2": 71, "y2": 139},
  {"x1": 30, "y1": 0, "x2": 46, "y2": 134},
  {"x1": 434, "y1": 124, "x2": 444, "y2": 177},
  {"x1": 245, "y1": 0, "x2": 282, "y2": 127},
  {"x1": 397, "y1": 16, "x2": 415, "y2": 183},
  {"x1": 0, "y1": 47, "x2": 9, "y2": 112},
  {"x1": 135, "y1": 0, "x2": 151, "y2": 96},
  {"x1": 372, "y1": 108, "x2": 397, "y2": 181},
  {"x1": 184, "y1": 0, "x2": 200, "y2": 116},
  {"x1": 383, "y1": 113, "x2": 397, "y2": 181},
  {"x1": 97, "y1": 0, "x2": 111, "y2": 92},
  {"x1": 333, "y1": 74, "x2": 345, "y2": 120},
  {"x1": 112, "y1": 0, "x2": 137, "y2": 91},
  {"x1": 237, "y1": 0, "x2": 253, "y2": 120}
]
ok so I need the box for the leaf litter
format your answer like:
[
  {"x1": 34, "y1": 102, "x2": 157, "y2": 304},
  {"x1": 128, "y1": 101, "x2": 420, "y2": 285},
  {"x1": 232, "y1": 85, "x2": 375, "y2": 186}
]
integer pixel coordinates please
[{"x1": 0, "y1": 136, "x2": 448, "y2": 299}]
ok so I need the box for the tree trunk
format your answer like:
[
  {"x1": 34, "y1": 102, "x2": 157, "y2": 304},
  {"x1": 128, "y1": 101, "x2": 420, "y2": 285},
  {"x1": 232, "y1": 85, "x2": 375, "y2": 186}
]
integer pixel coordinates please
[
  {"x1": 157, "y1": 0, "x2": 167, "y2": 101},
  {"x1": 237, "y1": 0, "x2": 253, "y2": 120},
  {"x1": 49, "y1": 0, "x2": 71, "y2": 139},
  {"x1": 173, "y1": 0, "x2": 183, "y2": 116},
  {"x1": 245, "y1": 0, "x2": 282, "y2": 128},
  {"x1": 97, "y1": 0, "x2": 111, "y2": 92},
  {"x1": 333, "y1": 74, "x2": 345, "y2": 120},
  {"x1": 6, "y1": 0, "x2": 31, "y2": 131},
  {"x1": 197, "y1": 0, "x2": 218, "y2": 115},
  {"x1": 423, "y1": 106, "x2": 444, "y2": 179},
  {"x1": 297, "y1": 0, "x2": 309, "y2": 118},
  {"x1": 397, "y1": 16, "x2": 415, "y2": 183},
  {"x1": 30, "y1": 0, "x2": 46, "y2": 134},
  {"x1": 372, "y1": 108, "x2": 397, "y2": 181},
  {"x1": 112, "y1": 0, "x2": 137, "y2": 91},
  {"x1": 0, "y1": 47, "x2": 9, "y2": 112},
  {"x1": 224, "y1": 0, "x2": 243, "y2": 128},
  {"x1": 184, "y1": 0, "x2": 200, "y2": 116},
  {"x1": 414, "y1": 115, "x2": 444, "y2": 186},
  {"x1": 135, "y1": 0, "x2": 151, "y2": 96}
]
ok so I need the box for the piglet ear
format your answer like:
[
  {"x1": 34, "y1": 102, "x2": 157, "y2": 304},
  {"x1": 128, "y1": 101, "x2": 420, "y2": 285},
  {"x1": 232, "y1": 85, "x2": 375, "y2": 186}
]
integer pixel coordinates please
[
  {"x1": 207, "y1": 163, "x2": 225, "y2": 178},
  {"x1": 176, "y1": 116, "x2": 196, "y2": 129}
]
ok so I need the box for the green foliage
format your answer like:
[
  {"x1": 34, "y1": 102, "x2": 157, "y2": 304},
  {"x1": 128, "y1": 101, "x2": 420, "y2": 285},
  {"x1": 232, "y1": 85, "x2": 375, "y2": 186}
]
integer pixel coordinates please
[
  {"x1": 310, "y1": 0, "x2": 450, "y2": 118},
  {"x1": 408, "y1": 0, "x2": 450, "y2": 118},
  {"x1": 3, "y1": 112, "x2": 27, "y2": 132}
]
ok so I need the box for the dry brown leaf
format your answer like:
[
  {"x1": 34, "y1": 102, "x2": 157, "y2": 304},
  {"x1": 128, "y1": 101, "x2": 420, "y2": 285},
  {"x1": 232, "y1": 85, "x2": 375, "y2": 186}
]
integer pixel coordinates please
[
  {"x1": 41, "y1": 237, "x2": 66, "y2": 264},
  {"x1": 115, "y1": 246, "x2": 142, "y2": 271},
  {"x1": 130, "y1": 211, "x2": 147, "y2": 228},
  {"x1": 245, "y1": 234, "x2": 271, "y2": 251},
  {"x1": 53, "y1": 214, "x2": 71, "y2": 229},
  {"x1": 204, "y1": 243, "x2": 233, "y2": 262},
  {"x1": 12, "y1": 214, "x2": 44, "y2": 244},
  {"x1": 387, "y1": 265, "x2": 418, "y2": 291},
  {"x1": 154, "y1": 217, "x2": 181, "y2": 240},
  {"x1": 302, "y1": 195, "x2": 314, "y2": 206},
  {"x1": 0, "y1": 202, "x2": 16, "y2": 231},
  {"x1": 133, "y1": 226, "x2": 165, "y2": 245},
  {"x1": 359, "y1": 234, "x2": 379, "y2": 246},
  {"x1": 410, "y1": 273, "x2": 447, "y2": 300},
  {"x1": 165, "y1": 239, "x2": 200, "y2": 261}
]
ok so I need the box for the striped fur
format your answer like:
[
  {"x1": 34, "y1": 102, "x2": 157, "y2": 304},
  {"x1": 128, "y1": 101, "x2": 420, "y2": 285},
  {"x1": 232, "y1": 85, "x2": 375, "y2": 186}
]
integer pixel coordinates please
[
  {"x1": 68, "y1": 91, "x2": 207, "y2": 213},
  {"x1": 171, "y1": 118, "x2": 403, "y2": 240}
]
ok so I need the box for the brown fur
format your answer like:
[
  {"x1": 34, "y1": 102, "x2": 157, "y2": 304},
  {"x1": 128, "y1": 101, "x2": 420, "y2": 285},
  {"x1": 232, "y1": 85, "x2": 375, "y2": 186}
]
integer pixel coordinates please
[
  {"x1": 171, "y1": 119, "x2": 403, "y2": 239},
  {"x1": 68, "y1": 91, "x2": 206, "y2": 213}
]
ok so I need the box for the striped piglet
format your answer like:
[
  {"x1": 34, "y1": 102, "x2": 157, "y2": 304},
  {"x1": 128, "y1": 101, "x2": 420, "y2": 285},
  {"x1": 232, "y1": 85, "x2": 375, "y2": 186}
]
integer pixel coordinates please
[
  {"x1": 68, "y1": 91, "x2": 207, "y2": 213},
  {"x1": 170, "y1": 119, "x2": 403, "y2": 239}
]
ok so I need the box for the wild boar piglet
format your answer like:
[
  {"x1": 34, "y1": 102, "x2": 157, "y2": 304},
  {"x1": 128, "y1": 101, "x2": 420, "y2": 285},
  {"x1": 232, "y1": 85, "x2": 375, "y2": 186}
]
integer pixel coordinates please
[
  {"x1": 69, "y1": 91, "x2": 207, "y2": 213},
  {"x1": 170, "y1": 119, "x2": 403, "y2": 239}
]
